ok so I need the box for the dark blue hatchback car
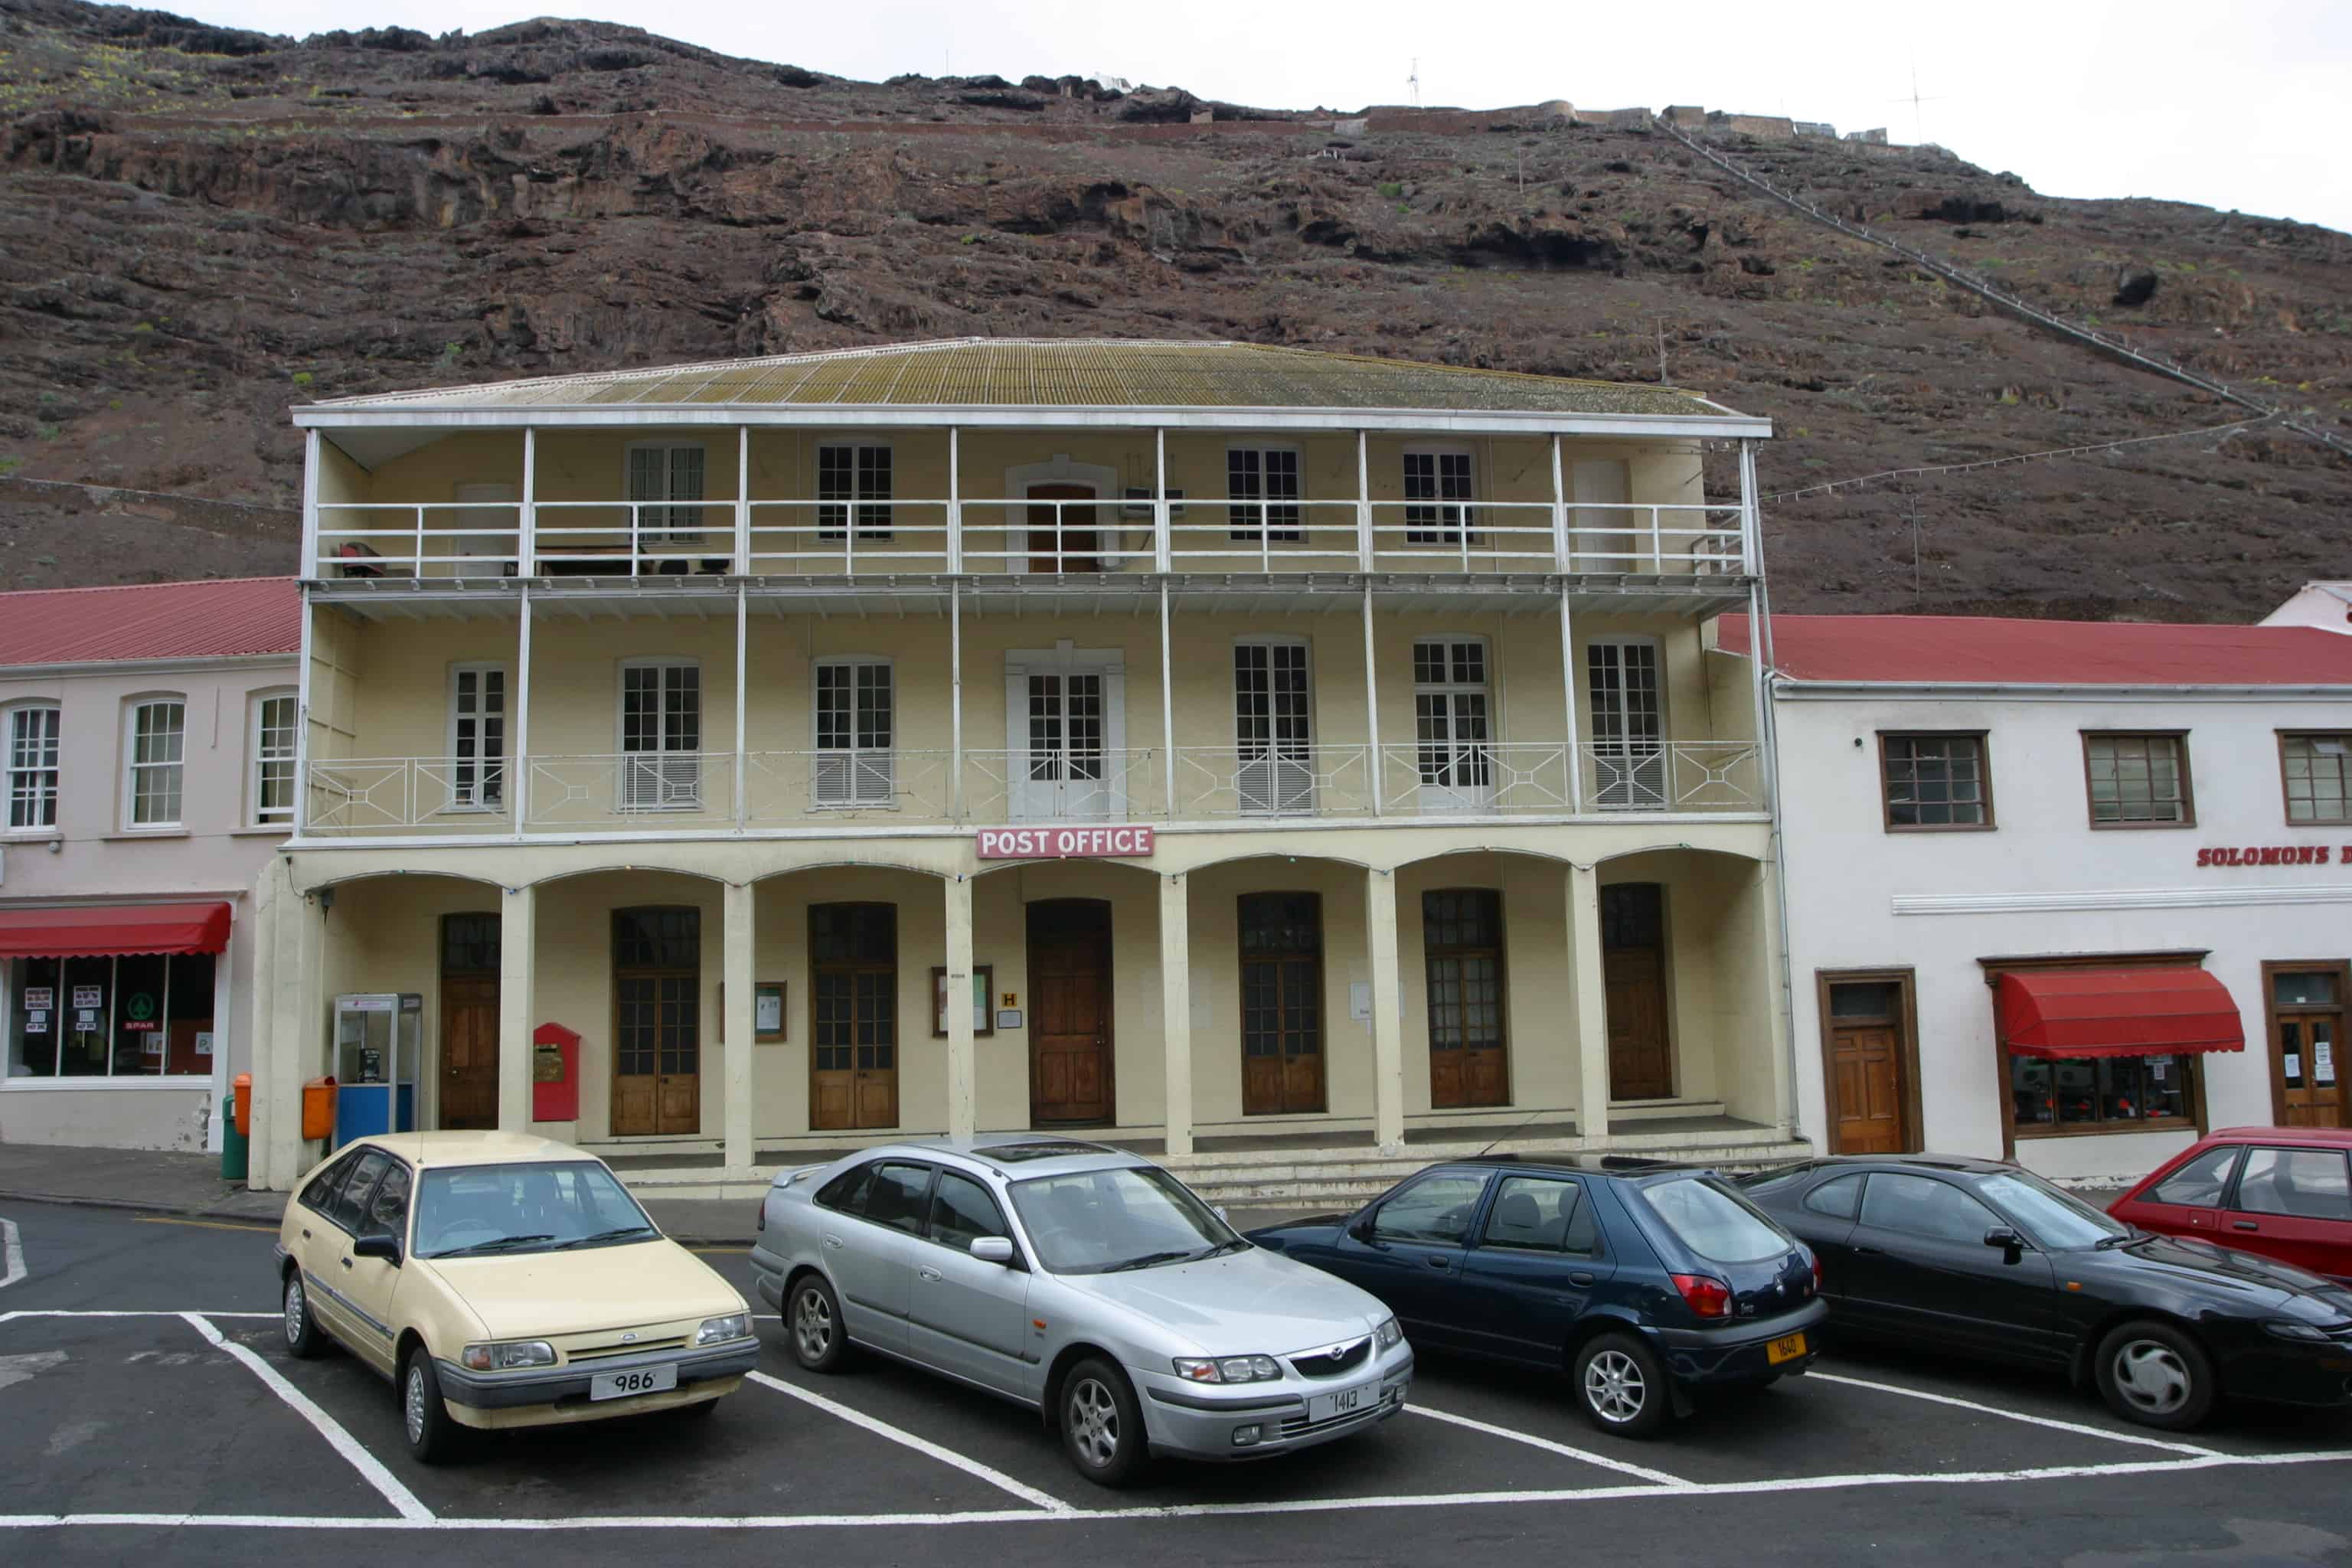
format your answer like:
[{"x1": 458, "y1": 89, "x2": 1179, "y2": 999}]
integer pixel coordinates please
[{"x1": 1249, "y1": 1156, "x2": 1824, "y2": 1436}]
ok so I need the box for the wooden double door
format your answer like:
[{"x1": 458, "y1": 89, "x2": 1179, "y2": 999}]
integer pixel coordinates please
[
  {"x1": 1029, "y1": 900, "x2": 1112, "y2": 1123},
  {"x1": 1426, "y1": 890, "x2": 1508, "y2": 1109},
  {"x1": 1243, "y1": 893, "x2": 1325, "y2": 1116},
  {"x1": 812, "y1": 903, "x2": 900, "y2": 1132},
  {"x1": 612, "y1": 907, "x2": 701, "y2": 1137},
  {"x1": 1602, "y1": 883, "x2": 1673, "y2": 1101},
  {"x1": 438, "y1": 913, "x2": 500, "y2": 1132},
  {"x1": 2271, "y1": 965, "x2": 2348, "y2": 1128}
]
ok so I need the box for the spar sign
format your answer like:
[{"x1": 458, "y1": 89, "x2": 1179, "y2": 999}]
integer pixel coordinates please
[{"x1": 976, "y1": 825, "x2": 1155, "y2": 861}]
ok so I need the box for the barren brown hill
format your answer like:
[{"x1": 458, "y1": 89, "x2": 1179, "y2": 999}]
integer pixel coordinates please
[{"x1": 3, "y1": 0, "x2": 2347, "y2": 616}]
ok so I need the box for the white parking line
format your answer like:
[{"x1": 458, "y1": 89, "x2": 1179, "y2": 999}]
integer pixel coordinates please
[
  {"x1": 1, "y1": 1217, "x2": 24, "y2": 1291},
  {"x1": 1809, "y1": 1370, "x2": 2220, "y2": 1457},
  {"x1": 0, "y1": 1309, "x2": 278, "y2": 1318},
  {"x1": 1407, "y1": 1403, "x2": 1693, "y2": 1488},
  {"x1": 178, "y1": 1312, "x2": 435, "y2": 1523},
  {"x1": 2, "y1": 1447, "x2": 2350, "y2": 1531},
  {"x1": 745, "y1": 1370, "x2": 1076, "y2": 1514}
]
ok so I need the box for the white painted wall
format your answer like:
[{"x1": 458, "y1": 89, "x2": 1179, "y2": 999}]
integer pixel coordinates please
[
  {"x1": 2259, "y1": 583, "x2": 2352, "y2": 635},
  {"x1": 1773, "y1": 683, "x2": 2352, "y2": 1182}
]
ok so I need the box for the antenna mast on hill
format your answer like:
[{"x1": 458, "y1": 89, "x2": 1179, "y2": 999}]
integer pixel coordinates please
[
  {"x1": 1409, "y1": 58, "x2": 1420, "y2": 107},
  {"x1": 1890, "y1": 54, "x2": 1951, "y2": 143}
]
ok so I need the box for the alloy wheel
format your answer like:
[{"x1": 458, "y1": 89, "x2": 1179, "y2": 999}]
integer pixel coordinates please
[
  {"x1": 2110, "y1": 1339, "x2": 2192, "y2": 1416},
  {"x1": 1067, "y1": 1376, "x2": 1121, "y2": 1468},
  {"x1": 404, "y1": 1364, "x2": 429, "y2": 1446},
  {"x1": 793, "y1": 1289, "x2": 833, "y2": 1362},
  {"x1": 1584, "y1": 1348, "x2": 1647, "y2": 1424},
  {"x1": 283, "y1": 1279, "x2": 305, "y2": 1347}
]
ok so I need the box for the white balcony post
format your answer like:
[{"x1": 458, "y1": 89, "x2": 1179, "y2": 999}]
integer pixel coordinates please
[
  {"x1": 497, "y1": 881, "x2": 537, "y2": 1132},
  {"x1": 1355, "y1": 430, "x2": 1374, "y2": 570},
  {"x1": 293, "y1": 436, "x2": 317, "y2": 837},
  {"x1": 733, "y1": 581, "x2": 749, "y2": 827},
  {"x1": 521, "y1": 426, "x2": 537, "y2": 574},
  {"x1": 947, "y1": 426, "x2": 963, "y2": 573},
  {"x1": 724, "y1": 879, "x2": 756, "y2": 1170},
  {"x1": 1568, "y1": 863, "x2": 1610, "y2": 1142},
  {"x1": 1365, "y1": 867, "x2": 1405, "y2": 1155},
  {"x1": 1362, "y1": 582, "x2": 1383, "y2": 815},
  {"x1": 514, "y1": 582, "x2": 532, "y2": 830},
  {"x1": 1158, "y1": 579, "x2": 1176, "y2": 822},
  {"x1": 944, "y1": 874, "x2": 977, "y2": 1142},
  {"x1": 1153, "y1": 426, "x2": 1171, "y2": 573},
  {"x1": 1560, "y1": 588, "x2": 1584, "y2": 812},
  {"x1": 1550, "y1": 433, "x2": 1569, "y2": 572},
  {"x1": 301, "y1": 428, "x2": 321, "y2": 578},
  {"x1": 949, "y1": 580, "x2": 965, "y2": 821},
  {"x1": 1738, "y1": 436, "x2": 1761, "y2": 576},
  {"x1": 1159, "y1": 871, "x2": 1193, "y2": 1156},
  {"x1": 734, "y1": 425, "x2": 751, "y2": 573}
]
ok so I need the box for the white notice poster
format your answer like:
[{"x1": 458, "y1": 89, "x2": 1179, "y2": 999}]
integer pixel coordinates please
[
  {"x1": 25, "y1": 1009, "x2": 48, "y2": 1034},
  {"x1": 73, "y1": 985, "x2": 102, "y2": 1010},
  {"x1": 2318, "y1": 1041, "x2": 2337, "y2": 1086},
  {"x1": 194, "y1": 1032, "x2": 214, "y2": 1058},
  {"x1": 24, "y1": 986, "x2": 52, "y2": 1011},
  {"x1": 2285, "y1": 1054, "x2": 2303, "y2": 1081}
]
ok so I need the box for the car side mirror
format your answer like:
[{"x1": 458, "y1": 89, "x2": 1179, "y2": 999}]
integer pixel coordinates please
[
  {"x1": 353, "y1": 1233, "x2": 401, "y2": 1266},
  {"x1": 1348, "y1": 1210, "x2": 1377, "y2": 1243},
  {"x1": 1214, "y1": 1205, "x2": 1230, "y2": 1223},
  {"x1": 969, "y1": 1236, "x2": 1016, "y2": 1266},
  {"x1": 1983, "y1": 1226, "x2": 2024, "y2": 1261}
]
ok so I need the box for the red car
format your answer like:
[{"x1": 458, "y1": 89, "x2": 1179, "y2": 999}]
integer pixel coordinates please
[{"x1": 2109, "y1": 1127, "x2": 2352, "y2": 1283}]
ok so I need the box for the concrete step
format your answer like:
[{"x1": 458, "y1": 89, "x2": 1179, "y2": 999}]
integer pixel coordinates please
[{"x1": 1178, "y1": 1138, "x2": 1818, "y2": 1208}]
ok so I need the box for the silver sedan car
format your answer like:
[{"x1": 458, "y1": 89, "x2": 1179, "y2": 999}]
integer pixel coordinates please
[{"x1": 747, "y1": 1136, "x2": 1413, "y2": 1485}]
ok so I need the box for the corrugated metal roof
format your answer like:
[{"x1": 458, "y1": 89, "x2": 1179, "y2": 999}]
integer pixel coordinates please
[
  {"x1": 311, "y1": 338, "x2": 1737, "y2": 419},
  {"x1": 1717, "y1": 612, "x2": 2352, "y2": 686},
  {"x1": 0, "y1": 578, "x2": 302, "y2": 668}
]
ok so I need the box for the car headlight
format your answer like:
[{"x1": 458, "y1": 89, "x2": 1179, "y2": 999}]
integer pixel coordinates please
[
  {"x1": 459, "y1": 1340, "x2": 556, "y2": 1371},
  {"x1": 1374, "y1": 1315, "x2": 1403, "y2": 1351},
  {"x1": 697, "y1": 1313, "x2": 752, "y2": 1346},
  {"x1": 2262, "y1": 1319, "x2": 2337, "y2": 1343},
  {"x1": 1173, "y1": 1354, "x2": 1283, "y2": 1383}
]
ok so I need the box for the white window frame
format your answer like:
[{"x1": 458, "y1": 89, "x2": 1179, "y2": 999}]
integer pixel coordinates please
[
  {"x1": 616, "y1": 658, "x2": 703, "y2": 812},
  {"x1": 1410, "y1": 634, "x2": 1495, "y2": 812},
  {"x1": 1233, "y1": 635, "x2": 1315, "y2": 815},
  {"x1": 444, "y1": 664, "x2": 509, "y2": 813},
  {"x1": 1586, "y1": 635, "x2": 1666, "y2": 810},
  {"x1": 3, "y1": 700, "x2": 61, "y2": 836},
  {"x1": 1402, "y1": 443, "x2": 1478, "y2": 545},
  {"x1": 815, "y1": 441, "x2": 895, "y2": 542},
  {"x1": 1004, "y1": 645, "x2": 1129, "y2": 822},
  {"x1": 247, "y1": 688, "x2": 299, "y2": 828},
  {"x1": 120, "y1": 694, "x2": 188, "y2": 831},
  {"x1": 1225, "y1": 443, "x2": 1305, "y2": 542},
  {"x1": 623, "y1": 439, "x2": 709, "y2": 545},
  {"x1": 812, "y1": 655, "x2": 897, "y2": 808}
]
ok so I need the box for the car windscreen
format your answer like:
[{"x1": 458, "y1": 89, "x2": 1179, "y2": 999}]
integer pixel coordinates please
[
  {"x1": 1008, "y1": 1165, "x2": 1237, "y2": 1275},
  {"x1": 1978, "y1": 1171, "x2": 2128, "y2": 1250},
  {"x1": 1635, "y1": 1175, "x2": 1792, "y2": 1264},
  {"x1": 415, "y1": 1161, "x2": 659, "y2": 1259}
]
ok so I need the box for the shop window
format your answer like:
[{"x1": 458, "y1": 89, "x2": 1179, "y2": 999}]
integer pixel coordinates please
[
  {"x1": 2083, "y1": 732, "x2": 2192, "y2": 828},
  {"x1": 5, "y1": 950, "x2": 215, "y2": 1080},
  {"x1": 1227, "y1": 446, "x2": 1302, "y2": 541},
  {"x1": 5, "y1": 702, "x2": 60, "y2": 831},
  {"x1": 124, "y1": 697, "x2": 186, "y2": 828},
  {"x1": 1879, "y1": 733, "x2": 1991, "y2": 829},
  {"x1": 250, "y1": 690, "x2": 298, "y2": 827},
  {"x1": 2282, "y1": 733, "x2": 2352, "y2": 825},
  {"x1": 816, "y1": 443, "x2": 893, "y2": 541},
  {"x1": 2010, "y1": 1051, "x2": 2195, "y2": 1133}
]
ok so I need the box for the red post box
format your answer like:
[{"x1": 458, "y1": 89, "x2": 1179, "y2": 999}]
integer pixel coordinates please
[{"x1": 532, "y1": 1022, "x2": 580, "y2": 1122}]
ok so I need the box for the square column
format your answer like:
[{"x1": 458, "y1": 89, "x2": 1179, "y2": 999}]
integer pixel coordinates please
[
  {"x1": 1568, "y1": 864, "x2": 1610, "y2": 1143},
  {"x1": 497, "y1": 882, "x2": 536, "y2": 1132},
  {"x1": 1159, "y1": 872, "x2": 1193, "y2": 1157},
  {"x1": 254, "y1": 861, "x2": 324, "y2": 1190},
  {"x1": 1365, "y1": 867, "x2": 1405, "y2": 1155},
  {"x1": 944, "y1": 874, "x2": 977, "y2": 1142},
  {"x1": 724, "y1": 880, "x2": 756, "y2": 1171}
]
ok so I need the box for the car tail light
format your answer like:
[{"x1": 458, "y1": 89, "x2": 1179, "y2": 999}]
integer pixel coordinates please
[
  {"x1": 755, "y1": 1200, "x2": 766, "y2": 1233},
  {"x1": 1671, "y1": 1273, "x2": 1732, "y2": 1319},
  {"x1": 1811, "y1": 1255, "x2": 1823, "y2": 1294}
]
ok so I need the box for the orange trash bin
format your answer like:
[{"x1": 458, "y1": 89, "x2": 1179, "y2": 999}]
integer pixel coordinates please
[
  {"x1": 301, "y1": 1076, "x2": 337, "y2": 1142},
  {"x1": 232, "y1": 1073, "x2": 253, "y2": 1137}
]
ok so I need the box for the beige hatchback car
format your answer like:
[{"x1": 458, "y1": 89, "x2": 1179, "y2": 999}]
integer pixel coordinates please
[{"x1": 276, "y1": 1131, "x2": 758, "y2": 1462}]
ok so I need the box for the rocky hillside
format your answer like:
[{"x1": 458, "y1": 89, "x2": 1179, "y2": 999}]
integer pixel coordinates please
[{"x1": 2, "y1": 0, "x2": 2348, "y2": 617}]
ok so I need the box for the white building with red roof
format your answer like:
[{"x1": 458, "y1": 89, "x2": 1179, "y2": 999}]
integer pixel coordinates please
[
  {"x1": 0, "y1": 578, "x2": 300, "y2": 1153},
  {"x1": 1720, "y1": 609, "x2": 2352, "y2": 1181}
]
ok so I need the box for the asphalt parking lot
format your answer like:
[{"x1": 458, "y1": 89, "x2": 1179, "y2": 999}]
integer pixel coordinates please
[{"x1": 5, "y1": 1200, "x2": 2352, "y2": 1566}]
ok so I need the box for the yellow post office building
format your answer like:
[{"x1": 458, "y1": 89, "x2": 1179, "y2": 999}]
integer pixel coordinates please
[{"x1": 244, "y1": 340, "x2": 1801, "y2": 1203}]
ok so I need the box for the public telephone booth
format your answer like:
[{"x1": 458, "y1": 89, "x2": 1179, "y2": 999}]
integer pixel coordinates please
[{"x1": 332, "y1": 992, "x2": 420, "y2": 1148}]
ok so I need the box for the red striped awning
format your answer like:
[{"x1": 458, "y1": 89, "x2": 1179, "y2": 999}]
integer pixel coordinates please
[
  {"x1": 0, "y1": 902, "x2": 232, "y2": 959},
  {"x1": 1998, "y1": 968, "x2": 2244, "y2": 1059}
]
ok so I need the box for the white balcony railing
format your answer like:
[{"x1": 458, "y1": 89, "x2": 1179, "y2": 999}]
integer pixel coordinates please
[
  {"x1": 309, "y1": 497, "x2": 1750, "y2": 580},
  {"x1": 297, "y1": 739, "x2": 1762, "y2": 835}
]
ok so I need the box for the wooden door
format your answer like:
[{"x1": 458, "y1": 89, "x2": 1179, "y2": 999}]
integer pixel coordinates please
[
  {"x1": 1601, "y1": 884, "x2": 1671, "y2": 1101},
  {"x1": 1029, "y1": 899, "x2": 1112, "y2": 1123},
  {"x1": 811, "y1": 903, "x2": 899, "y2": 1132},
  {"x1": 1240, "y1": 893, "x2": 1325, "y2": 1116},
  {"x1": 1825, "y1": 980, "x2": 1910, "y2": 1153},
  {"x1": 2278, "y1": 1014, "x2": 2347, "y2": 1128},
  {"x1": 1027, "y1": 484, "x2": 1101, "y2": 573},
  {"x1": 612, "y1": 907, "x2": 700, "y2": 1137},
  {"x1": 439, "y1": 975, "x2": 501, "y2": 1131},
  {"x1": 1425, "y1": 890, "x2": 1508, "y2": 1109}
]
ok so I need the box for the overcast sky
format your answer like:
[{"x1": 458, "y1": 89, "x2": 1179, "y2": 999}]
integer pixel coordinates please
[{"x1": 191, "y1": 0, "x2": 2352, "y2": 234}]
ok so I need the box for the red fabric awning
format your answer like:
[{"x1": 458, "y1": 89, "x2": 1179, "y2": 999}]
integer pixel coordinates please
[
  {"x1": 0, "y1": 902, "x2": 232, "y2": 959},
  {"x1": 1998, "y1": 968, "x2": 2245, "y2": 1058}
]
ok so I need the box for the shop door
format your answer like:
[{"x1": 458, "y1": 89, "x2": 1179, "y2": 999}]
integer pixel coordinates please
[
  {"x1": 1426, "y1": 890, "x2": 1509, "y2": 1109},
  {"x1": 1240, "y1": 893, "x2": 1325, "y2": 1116},
  {"x1": 1825, "y1": 979, "x2": 1911, "y2": 1155},
  {"x1": 1027, "y1": 484, "x2": 1101, "y2": 573},
  {"x1": 811, "y1": 903, "x2": 899, "y2": 1132},
  {"x1": 1602, "y1": 883, "x2": 1671, "y2": 1101},
  {"x1": 438, "y1": 914, "x2": 501, "y2": 1132},
  {"x1": 2272, "y1": 969, "x2": 2347, "y2": 1128},
  {"x1": 1029, "y1": 899, "x2": 1112, "y2": 1123},
  {"x1": 612, "y1": 907, "x2": 700, "y2": 1137}
]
